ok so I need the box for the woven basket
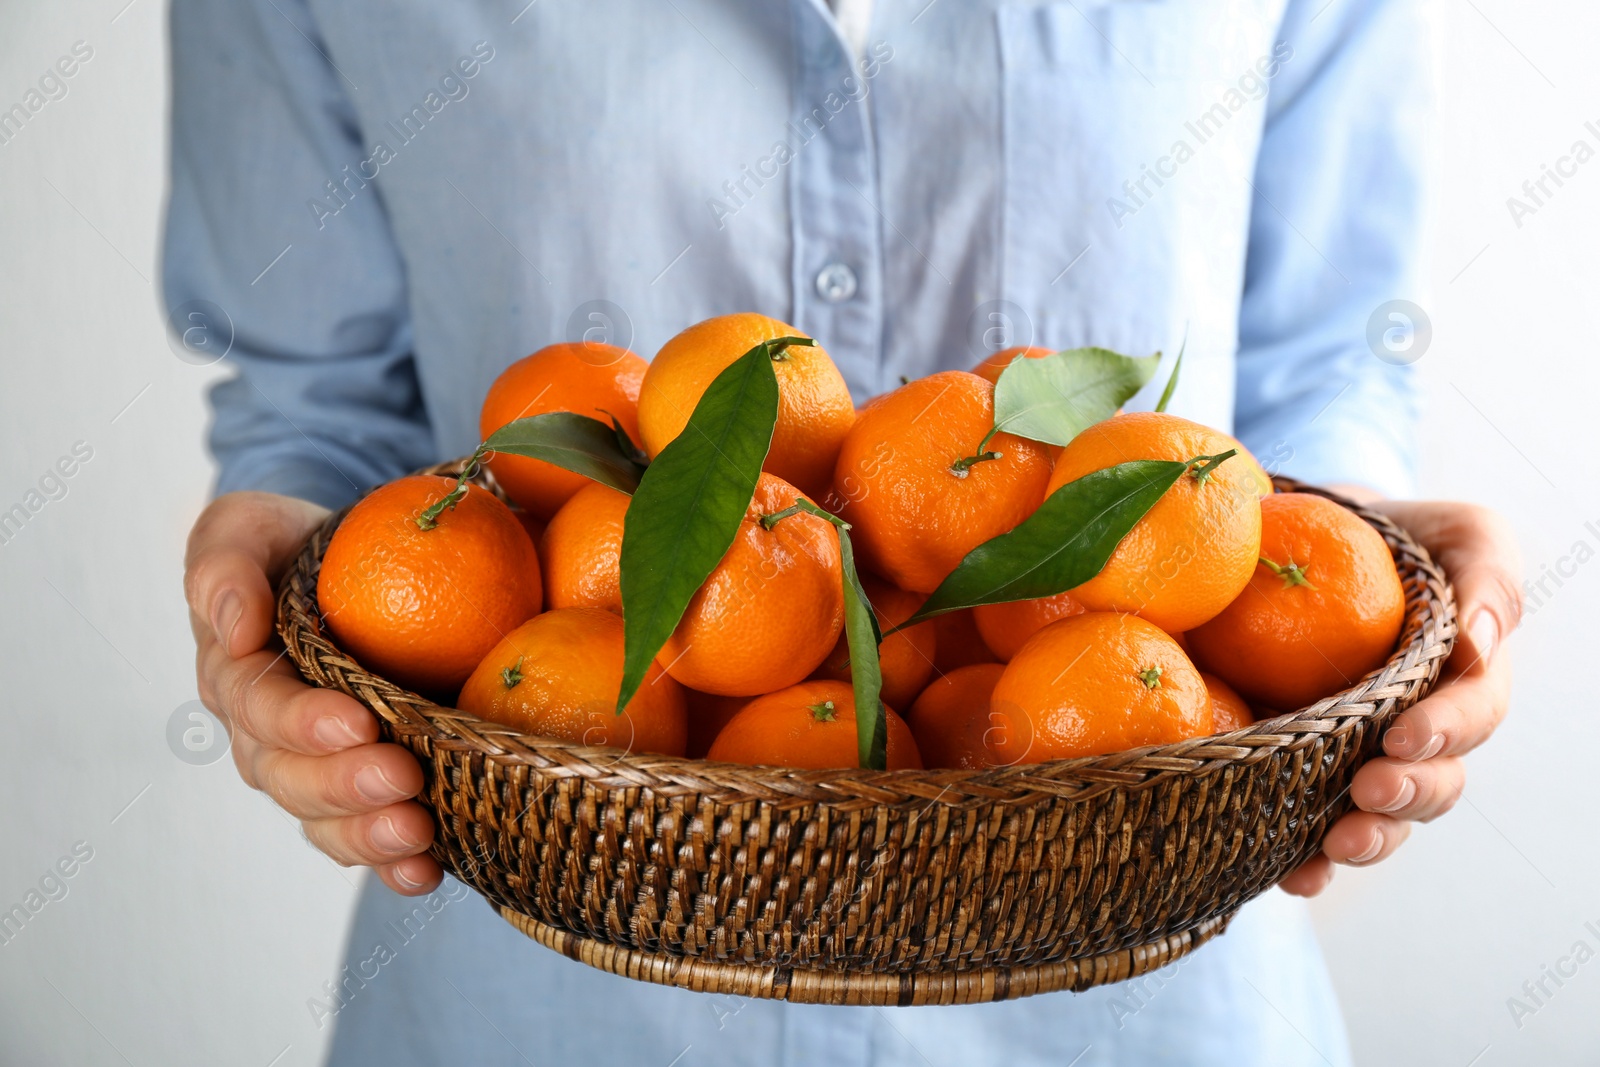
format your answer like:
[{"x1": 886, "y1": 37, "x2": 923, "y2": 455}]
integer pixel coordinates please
[{"x1": 277, "y1": 465, "x2": 1455, "y2": 1006}]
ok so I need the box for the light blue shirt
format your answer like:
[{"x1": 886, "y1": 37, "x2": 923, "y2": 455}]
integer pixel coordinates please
[{"x1": 165, "y1": 0, "x2": 1431, "y2": 1062}]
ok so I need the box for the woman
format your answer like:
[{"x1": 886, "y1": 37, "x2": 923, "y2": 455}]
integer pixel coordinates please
[{"x1": 172, "y1": 0, "x2": 1519, "y2": 1062}]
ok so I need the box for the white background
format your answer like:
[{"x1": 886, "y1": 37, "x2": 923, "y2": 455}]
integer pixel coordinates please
[{"x1": 0, "y1": 2, "x2": 1595, "y2": 1064}]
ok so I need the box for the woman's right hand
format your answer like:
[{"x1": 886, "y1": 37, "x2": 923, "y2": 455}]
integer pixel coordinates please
[{"x1": 184, "y1": 491, "x2": 442, "y2": 895}]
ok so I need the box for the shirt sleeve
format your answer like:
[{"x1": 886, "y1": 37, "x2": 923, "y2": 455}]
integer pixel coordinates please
[
  {"x1": 1233, "y1": 0, "x2": 1436, "y2": 501},
  {"x1": 162, "y1": 0, "x2": 437, "y2": 510}
]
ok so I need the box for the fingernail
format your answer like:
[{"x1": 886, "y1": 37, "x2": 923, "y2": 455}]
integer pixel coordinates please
[
  {"x1": 393, "y1": 864, "x2": 424, "y2": 889},
  {"x1": 1469, "y1": 610, "x2": 1499, "y2": 664},
  {"x1": 371, "y1": 816, "x2": 415, "y2": 854},
  {"x1": 354, "y1": 764, "x2": 402, "y2": 803},
  {"x1": 315, "y1": 716, "x2": 362, "y2": 750},
  {"x1": 211, "y1": 591, "x2": 242, "y2": 652},
  {"x1": 1374, "y1": 776, "x2": 1416, "y2": 813},
  {"x1": 1348, "y1": 830, "x2": 1384, "y2": 865},
  {"x1": 1414, "y1": 733, "x2": 1445, "y2": 761}
]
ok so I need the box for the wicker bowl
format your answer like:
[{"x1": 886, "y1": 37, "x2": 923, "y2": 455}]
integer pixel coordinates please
[{"x1": 277, "y1": 465, "x2": 1455, "y2": 1006}]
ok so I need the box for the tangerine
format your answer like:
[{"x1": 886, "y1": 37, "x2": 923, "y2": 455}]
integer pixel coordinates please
[
  {"x1": 1187, "y1": 492, "x2": 1405, "y2": 710},
  {"x1": 906, "y1": 663, "x2": 1006, "y2": 769},
  {"x1": 971, "y1": 345, "x2": 1055, "y2": 385},
  {"x1": 706, "y1": 680, "x2": 922, "y2": 769},
  {"x1": 317, "y1": 475, "x2": 542, "y2": 695},
  {"x1": 812, "y1": 575, "x2": 937, "y2": 711},
  {"x1": 833, "y1": 371, "x2": 1053, "y2": 593},
  {"x1": 637, "y1": 314, "x2": 854, "y2": 500},
  {"x1": 684, "y1": 689, "x2": 749, "y2": 759},
  {"x1": 988, "y1": 612, "x2": 1210, "y2": 763},
  {"x1": 656, "y1": 474, "x2": 843, "y2": 696},
  {"x1": 457, "y1": 607, "x2": 686, "y2": 755},
  {"x1": 931, "y1": 608, "x2": 999, "y2": 672},
  {"x1": 479, "y1": 342, "x2": 648, "y2": 519},
  {"x1": 1202, "y1": 671, "x2": 1254, "y2": 733},
  {"x1": 1046, "y1": 411, "x2": 1263, "y2": 633},
  {"x1": 973, "y1": 591, "x2": 1087, "y2": 662},
  {"x1": 512, "y1": 508, "x2": 546, "y2": 549},
  {"x1": 540, "y1": 481, "x2": 628, "y2": 613}
]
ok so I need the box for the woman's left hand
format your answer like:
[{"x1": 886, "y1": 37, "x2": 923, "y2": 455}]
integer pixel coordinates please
[{"x1": 1278, "y1": 498, "x2": 1523, "y2": 897}]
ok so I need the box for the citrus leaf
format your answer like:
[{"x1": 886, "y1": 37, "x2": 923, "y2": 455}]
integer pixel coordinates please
[
  {"x1": 615, "y1": 345, "x2": 780, "y2": 714},
  {"x1": 484, "y1": 412, "x2": 645, "y2": 495},
  {"x1": 907, "y1": 459, "x2": 1190, "y2": 622},
  {"x1": 838, "y1": 527, "x2": 887, "y2": 770},
  {"x1": 992, "y1": 347, "x2": 1161, "y2": 446},
  {"x1": 602, "y1": 411, "x2": 650, "y2": 467},
  {"x1": 1154, "y1": 334, "x2": 1186, "y2": 414}
]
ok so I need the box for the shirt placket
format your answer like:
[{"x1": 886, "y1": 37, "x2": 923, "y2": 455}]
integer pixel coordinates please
[{"x1": 788, "y1": 0, "x2": 885, "y2": 403}]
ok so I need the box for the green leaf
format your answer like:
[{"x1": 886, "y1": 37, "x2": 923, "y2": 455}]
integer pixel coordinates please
[
  {"x1": 1154, "y1": 334, "x2": 1186, "y2": 414},
  {"x1": 777, "y1": 498, "x2": 886, "y2": 769},
  {"x1": 602, "y1": 411, "x2": 650, "y2": 467},
  {"x1": 991, "y1": 347, "x2": 1161, "y2": 447},
  {"x1": 484, "y1": 411, "x2": 646, "y2": 495},
  {"x1": 907, "y1": 458, "x2": 1194, "y2": 622},
  {"x1": 838, "y1": 527, "x2": 887, "y2": 770},
  {"x1": 615, "y1": 345, "x2": 781, "y2": 714}
]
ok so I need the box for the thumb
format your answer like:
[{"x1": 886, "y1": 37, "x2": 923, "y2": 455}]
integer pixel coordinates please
[
  {"x1": 184, "y1": 492, "x2": 330, "y2": 659},
  {"x1": 1380, "y1": 501, "x2": 1523, "y2": 670}
]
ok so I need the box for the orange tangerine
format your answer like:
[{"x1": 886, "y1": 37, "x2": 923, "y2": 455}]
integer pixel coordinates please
[
  {"x1": 833, "y1": 371, "x2": 1053, "y2": 593},
  {"x1": 1202, "y1": 672, "x2": 1255, "y2": 733},
  {"x1": 480, "y1": 342, "x2": 647, "y2": 519},
  {"x1": 907, "y1": 663, "x2": 1006, "y2": 770},
  {"x1": 539, "y1": 482, "x2": 628, "y2": 613},
  {"x1": 656, "y1": 474, "x2": 843, "y2": 696},
  {"x1": 706, "y1": 680, "x2": 922, "y2": 769},
  {"x1": 1045, "y1": 412, "x2": 1263, "y2": 633},
  {"x1": 988, "y1": 612, "x2": 1210, "y2": 763},
  {"x1": 637, "y1": 314, "x2": 854, "y2": 500},
  {"x1": 457, "y1": 607, "x2": 687, "y2": 756},
  {"x1": 973, "y1": 591, "x2": 1088, "y2": 662},
  {"x1": 812, "y1": 575, "x2": 937, "y2": 711}
]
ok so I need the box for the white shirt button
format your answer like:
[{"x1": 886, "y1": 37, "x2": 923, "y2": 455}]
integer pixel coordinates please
[{"x1": 814, "y1": 262, "x2": 858, "y2": 303}]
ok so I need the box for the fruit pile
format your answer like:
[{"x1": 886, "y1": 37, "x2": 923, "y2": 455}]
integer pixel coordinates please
[{"x1": 316, "y1": 314, "x2": 1406, "y2": 772}]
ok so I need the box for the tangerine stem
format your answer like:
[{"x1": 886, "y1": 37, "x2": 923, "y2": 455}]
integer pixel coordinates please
[
  {"x1": 1183, "y1": 448, "x2": 1237, "y2": 486},
  {"x1": 762, "y1": 497, "x2": 852, "y2": 532},
  {"x1": 759, "y1": 503, "x2": 805, "y2": 530},
  {"x1": 1259, "y1": 555, "x2": 1319, "y2": 590},
  {"x1": 949, "y1": 423, "x2": 1007, "y2": 476},
  {"x1": 501, "y1": 657, "x2": 524, "y2": 689},
  {"x1": 762, "y1": 336, "x2": 816, "y2": 362},
  {"x1": 1137, "y1": 666, "x2": 1163, "y2": 689},
  {"x1": 416, "y1": 443, "x2": 490, "y2": 530}
]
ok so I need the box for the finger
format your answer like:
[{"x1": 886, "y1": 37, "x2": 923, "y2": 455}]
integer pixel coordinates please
[
  {"x1": 1278, "y1": 853, "x2": 1335, "y2": 897},
  {"x1": 1320, "y1": 810, "x2": 1411, "y2": 867},
  {"x1": 1377, "y1": 500, "x2": 1524, "y2": 670},
  {"x1": 1350, "y1": 755, "x2": 1465, "y2": 824},
  {"x1": 205, "y1": 638, "x2": 377, "y2": 754},
  {"x1": 1383, "y1": 655, "x2": 1511, "y2": 760},
  {"x1": 230, "y1": 724, "x2": 269, "y2": 791},
  {"x1": 376, "y1": 855, "x2": 445, "y2": 896},
  {"x1": 185, "y1": 492, "x2": 329, "y2": 658},
  {"x1": 301, "y1": 803, "x2": 436, "y2": 867},
  {"x1": 250, "y1": 743, "x2": 424, "y2": 820}
]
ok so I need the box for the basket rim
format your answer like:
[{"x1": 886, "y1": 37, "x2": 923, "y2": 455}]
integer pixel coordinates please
[{"x1": 276, "y1": 469, "x2": 1457, "y2": 806}]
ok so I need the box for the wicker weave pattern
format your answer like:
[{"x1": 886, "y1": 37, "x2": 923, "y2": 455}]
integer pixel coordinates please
[{"x1": 276, "y1": 473, "x2": 1455, "y2": 1005}]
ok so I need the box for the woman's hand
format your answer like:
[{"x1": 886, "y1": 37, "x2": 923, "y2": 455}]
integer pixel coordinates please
[
  {"x1": 184, "y1": 491, "x2": 443, "y2": 896},
  {"x1": 1278, "y1": 497, "x2": 1523, "y2": 896}
]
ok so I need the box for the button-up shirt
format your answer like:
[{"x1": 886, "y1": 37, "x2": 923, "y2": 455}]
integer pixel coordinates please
[
  {"x1": 166, "y1": 0, "x2": 1425, "y2": 514},
  {"x1": 165, "y1": 0, "x2": 1431, "y2": 1062}
]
